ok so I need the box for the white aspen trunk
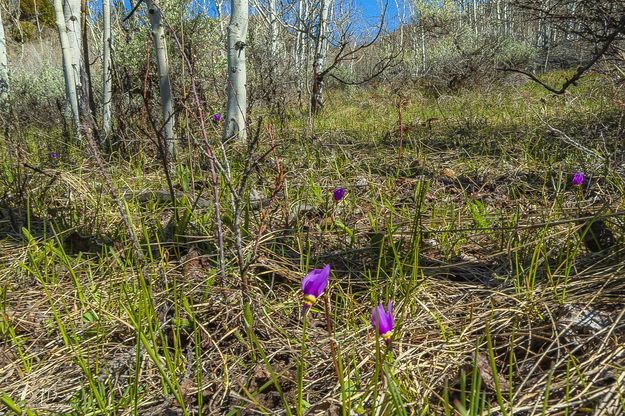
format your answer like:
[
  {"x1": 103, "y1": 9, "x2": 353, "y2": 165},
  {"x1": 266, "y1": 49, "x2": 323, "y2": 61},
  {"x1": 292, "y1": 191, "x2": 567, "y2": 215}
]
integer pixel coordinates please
[
  {"x1": 496, "y1": 0, "x2": 501, "y2": 34},
  {"x1": 324, "y1": 0, "x2": 332, "y2": 61},
  {"x1": 408, "y1": 1, "x2": 418, "y2": 76},
  {"x1": 349, "y1": 39, "x2": 355, "y2": 75},
  {"x1": 102, "y1": 0, "x2": 113, "y2": 143},
  {"x1": 567, "y1": 1, "x2": 578, "y2": 41},
  {"x1": 506, "y1": 1, "x2": 516, "y2": 36},
  {"x1": 64, "y1": 0, "x2": 82, "y2": 103},
  {"x1": 0, "y1": 6, "x2": 9, "y2": 103},
  {"x1": 503, "y1": 0, "x2": 509, "y2": 36},
  {"x1": 53, "y1": 0, "x2": 80, "y2": 130},
  {"x1": 215, "y1": 0, "x2": 226, "y2": 40},
  {"x1": 410, "y1": 25, "x2": 418, "y2": 76},
  {"x1": 472, "y1": 0, "x2": 478, "y2": 34},
  {"x1": 294, "y1": 0, "x2": 305, "y2": 101},
  {"x1": 33, "y1": 0, "x2": 43, "y2": 39},
  {"x1": 420, "y1": 22, "x2": 426, "y2": 73},
  {"x1": 536, "y1": 12, "x2": 544, "y2": 47},
  {"x1": 145, "y1": 0, "x2": 175, "y2": 156},
  {"x1": 543, "y1": 10, "x2": 552, "y2": 71},
  {"x1": 269, "y1": 0, "x2": 278, "y2": 56},
  {"x1": 394, "y1": 0, "x2": 404, "y2": 46},
  {"x1": 310, "y1": 0, "x2": 330, "y2": 113},
  {"x1": 224, "y1": 0, "x2": 248, "y2": 142}
]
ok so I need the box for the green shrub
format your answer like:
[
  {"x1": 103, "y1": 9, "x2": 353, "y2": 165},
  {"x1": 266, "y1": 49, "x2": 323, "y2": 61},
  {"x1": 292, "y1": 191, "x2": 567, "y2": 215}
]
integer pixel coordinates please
[
  {"x1": 10, "y1": 61, "x2": 65, "y2": 126},
  {"x1": 11, "y1": 21, "x2": 36, "y2": 42},
  {"x1": 424, "y1": 30, "x2": 536, "y2": 92},
  {"x1": 19, "y1": 0, "x2": 55, "y2": 27}
]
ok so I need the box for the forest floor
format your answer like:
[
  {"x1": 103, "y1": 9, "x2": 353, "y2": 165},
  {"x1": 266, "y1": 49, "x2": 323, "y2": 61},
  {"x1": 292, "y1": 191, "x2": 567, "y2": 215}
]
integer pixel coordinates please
[{"x1": 1, "y1": 71, "x2": 625, "y2": 415}]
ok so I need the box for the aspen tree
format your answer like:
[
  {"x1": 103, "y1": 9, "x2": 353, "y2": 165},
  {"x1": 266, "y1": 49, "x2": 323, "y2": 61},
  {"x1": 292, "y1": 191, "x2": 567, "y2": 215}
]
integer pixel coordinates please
[
  {"x1": 102, "y1": 0, "x2": 113, "y2": 144},
  {"x1": 224, "y1": 0, "x2": 248, "y2": 142},
  {"x1": 268, "y1": 0, "x2": 277, "y2": 55},
  {"x1": 145, "y1": 0, "x2": 175, "y2": 156},
  {"x1": 64, "y1": 0, "x2": 82, "y2": 106},
  {"x1": 294, "y1": 0, "x2": 306, "y2": 101},
  {"x1": 53, "y1": 0, "x2": 81, "y2": 131},
  {"x1": 0, "y1": 5, "x2": 8, "y2": 104},
  {"x1": 310, "y1": 0, "x2": 331, "y2": 113}
]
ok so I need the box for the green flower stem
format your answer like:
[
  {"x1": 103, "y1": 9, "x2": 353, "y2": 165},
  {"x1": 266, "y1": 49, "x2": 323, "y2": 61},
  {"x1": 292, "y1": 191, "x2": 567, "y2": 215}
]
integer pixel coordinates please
[
  {"x1": 574, "y1": 186, "x2": 583, "y2": 212},
  {"x1": 372, "y1": 333, "x2": 382, "y2": 410},
  {"x1": 324, "y1": 296, "x2": 345, "y2": 393},
  {"x1": 297, "y1": 312, "x2": 309, "y2": 416}
]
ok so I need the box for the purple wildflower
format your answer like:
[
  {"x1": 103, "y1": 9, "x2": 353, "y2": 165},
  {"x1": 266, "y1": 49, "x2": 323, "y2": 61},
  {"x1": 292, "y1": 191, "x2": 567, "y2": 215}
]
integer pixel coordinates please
[
  {"x1": 302, "y1": 264, "x2": 330, "y2": 309},
  {"x1": 572, "y1": 172, "x2": 584, "y2": 187},
  {"x1": 372, "y1": 301, "x2": 394, "y2": 343},
  {"x1": 50, "y1": 152, "x2": 58, "y2": 159},
  {"x1": 332, "y1": 187, "x2": 346, "y2": 202},
  {"x1": 212, "y1": 113, "x2": 222, "y2": 123}
]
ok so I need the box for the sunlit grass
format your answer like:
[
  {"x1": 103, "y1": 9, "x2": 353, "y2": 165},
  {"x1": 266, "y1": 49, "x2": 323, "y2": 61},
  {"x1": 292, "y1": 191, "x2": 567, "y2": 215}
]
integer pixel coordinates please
[{"x1": 1, "y1": 73, "x2": 624, "y2": 414}]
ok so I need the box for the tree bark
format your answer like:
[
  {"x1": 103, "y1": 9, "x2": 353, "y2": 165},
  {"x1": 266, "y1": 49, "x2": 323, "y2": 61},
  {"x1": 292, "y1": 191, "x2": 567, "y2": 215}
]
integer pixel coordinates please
[
  {"x1": 215, "y1": 0, "x2": 226, "y2": 39},
  {"x1": 420, "y1": 16, "x2": 426, "y2": 73},
  {"x1": 64, "y1": 0, "x2": 83, "y2": 108},
  {"x1": 310, "y1": 0, "x2": 330, "y2": 114},
  {"x1": 102, "y1": 0, "x2": 113, "y2": 145},
  {"x1": 81, "y1": 0, "x2": 97, "y2": 126},
  {"x1": 294, "y1": 0, "x2": 306, "y2": 103},
  {"x1": 473, "y1": 0, "x2": 478, "y2": 34},
  {"x1": 223, "y1": 0, "x2": 248, "y2": 142},
  {"x1": 0, "y1": 5, "x2": 9, "y2": 104},
  {"x1": 53, "y1": 0, "x2": 81, "y2": 131},
  {"x1": 268, "y1": 0, "x2": 278, "y2": 56},
  {"x1": 145, "y1": 0, "x2": 175, "y2": 157}
]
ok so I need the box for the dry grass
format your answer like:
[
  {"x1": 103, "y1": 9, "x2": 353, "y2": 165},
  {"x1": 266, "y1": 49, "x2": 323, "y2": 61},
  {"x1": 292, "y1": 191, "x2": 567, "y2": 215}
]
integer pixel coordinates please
[{"x1": 1, "y1": 75, "x2": 625, "y2": 415}]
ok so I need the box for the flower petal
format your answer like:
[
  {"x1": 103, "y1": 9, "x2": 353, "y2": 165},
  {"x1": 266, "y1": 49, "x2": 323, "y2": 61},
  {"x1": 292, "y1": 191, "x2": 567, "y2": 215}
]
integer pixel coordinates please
[
  {"x1": 372, "y1": 302, "x2": 394, "y2": 335},
  {"x1": 572, "y1": 172, "x2": 584, "y2": 186},
  {"x1": 371, "y1": 305, "x2": 379, "y2": 330},
  {"x1": 302, "y1": 264, "x2": 330, "y2": 297},
  {"x1": 332, "y1": 187, "x2": 346, "y2": 202}
]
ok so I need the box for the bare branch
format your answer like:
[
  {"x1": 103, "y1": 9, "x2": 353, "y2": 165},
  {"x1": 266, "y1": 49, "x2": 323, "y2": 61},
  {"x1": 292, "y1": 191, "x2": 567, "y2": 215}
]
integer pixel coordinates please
[
  {"x1": 319, "y1": 0, "x2": 389, "y2": 78},
  {"x1": 497, "y1": 15, "x2": 625, "y2": 94},
  {"x1": 123, "y1": 0, "x2": 144, "y2": 22},
  {"x1": 328, "y1": 50, "x2": 401, "y2": 86}
]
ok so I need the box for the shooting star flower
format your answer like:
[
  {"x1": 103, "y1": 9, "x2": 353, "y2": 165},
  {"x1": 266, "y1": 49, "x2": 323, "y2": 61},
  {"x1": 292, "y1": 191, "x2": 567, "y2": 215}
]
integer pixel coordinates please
[
  {"x1": 572, "y1": 172, "x2": 584, "y2": 187},
  {"x1": 372, "y1": 301, "x2": 394, "y2": 343},
  {"x1": 302, "y1": 264, "x2": 330, "y2": 310},
  {"x1": 332, "y1": 187, "x2": 346, "y2": 202}
]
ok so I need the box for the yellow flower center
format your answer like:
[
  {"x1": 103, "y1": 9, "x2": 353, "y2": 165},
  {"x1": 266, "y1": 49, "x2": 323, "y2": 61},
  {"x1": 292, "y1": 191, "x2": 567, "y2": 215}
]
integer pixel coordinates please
[
  {"x1": 303, "y1": 294, "x2": 317, "y2": 307},
  {"x1": 382, "y1": 331, "x2": 393, "y2": 341}
]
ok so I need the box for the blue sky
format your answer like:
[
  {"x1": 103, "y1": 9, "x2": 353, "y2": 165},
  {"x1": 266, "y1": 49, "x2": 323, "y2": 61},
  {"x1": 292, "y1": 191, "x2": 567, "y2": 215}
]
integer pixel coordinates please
[
  {"x1": 355, "y1": 0, "x2": 402, "y2": 30},
  {"x1": 119, "y1": 0, "x2": 401, "y2": 27},
  {"x1": 357, "y1": 0, "x2": 397, "y2": 19}
]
